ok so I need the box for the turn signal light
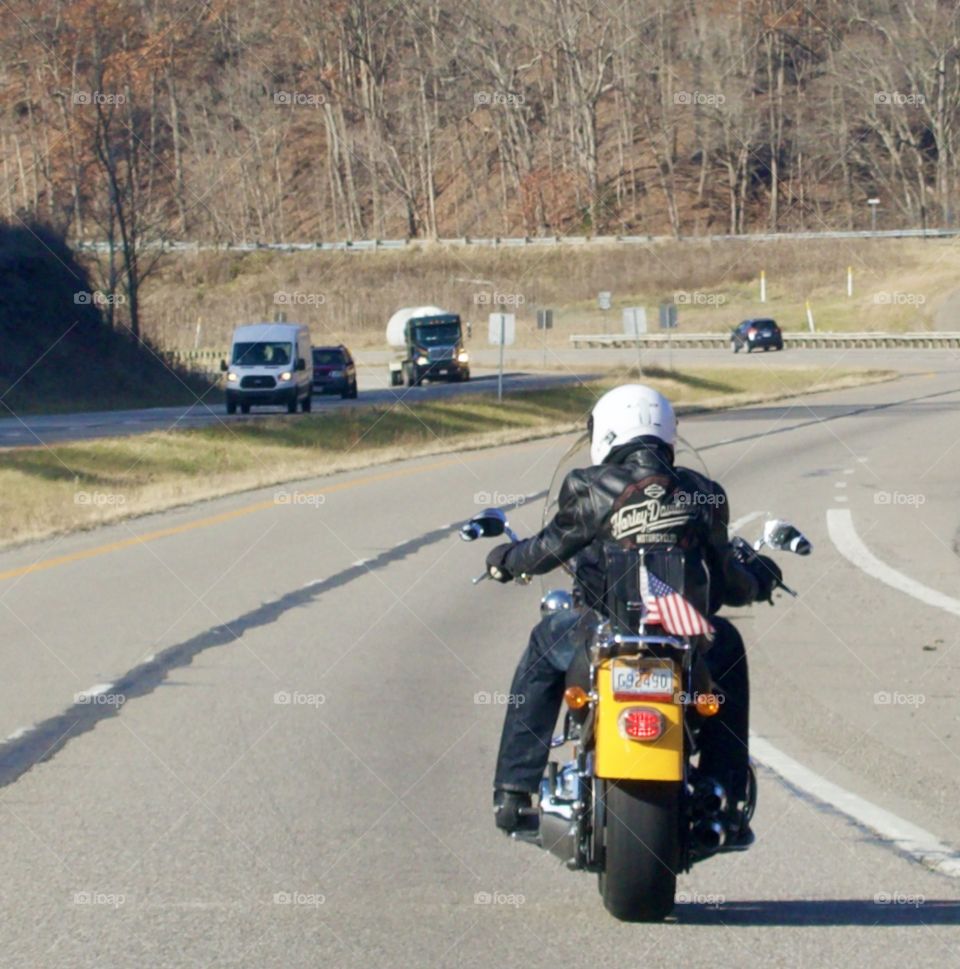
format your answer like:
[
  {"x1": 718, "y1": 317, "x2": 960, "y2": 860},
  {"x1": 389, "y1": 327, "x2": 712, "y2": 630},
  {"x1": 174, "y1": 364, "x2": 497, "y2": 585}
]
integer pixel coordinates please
[
  {"x1": 619, "y1": 707, "x2": 663, "y2": 741},
  {"x1": 564, "y1": 686, "x2": 590, "y2": 710},
  {"x1": 695, "y1": 693, "x2": 722, "y2": 717}
]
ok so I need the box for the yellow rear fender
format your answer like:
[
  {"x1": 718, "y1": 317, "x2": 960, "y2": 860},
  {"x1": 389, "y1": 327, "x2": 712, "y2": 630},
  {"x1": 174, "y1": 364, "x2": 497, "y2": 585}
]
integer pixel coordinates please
[{"x1": 593, "y1": 658, "x2": 684, "y2": 782}]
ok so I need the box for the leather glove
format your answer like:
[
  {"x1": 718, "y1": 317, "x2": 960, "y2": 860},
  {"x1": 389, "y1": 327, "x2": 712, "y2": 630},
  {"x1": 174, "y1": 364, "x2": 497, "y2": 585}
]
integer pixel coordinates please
[
  {"x1": 486, "y1": 544, "x2": 514, "y2": 583},
  {"x1": 752, "y1": 554, "x2": 782, "y2": 602}
]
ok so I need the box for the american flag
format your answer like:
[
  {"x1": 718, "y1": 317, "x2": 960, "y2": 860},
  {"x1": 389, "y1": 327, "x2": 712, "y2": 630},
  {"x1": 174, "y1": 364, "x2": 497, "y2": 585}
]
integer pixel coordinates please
[{"x1": 640, "y1": 565, "x2": 715, "y2": 639}]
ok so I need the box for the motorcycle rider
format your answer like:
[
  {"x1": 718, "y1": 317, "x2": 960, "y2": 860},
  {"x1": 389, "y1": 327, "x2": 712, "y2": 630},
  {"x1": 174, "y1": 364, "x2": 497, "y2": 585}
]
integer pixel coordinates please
[{"x1": 483, "y1": 384, "x2": 781, "y2": 846}]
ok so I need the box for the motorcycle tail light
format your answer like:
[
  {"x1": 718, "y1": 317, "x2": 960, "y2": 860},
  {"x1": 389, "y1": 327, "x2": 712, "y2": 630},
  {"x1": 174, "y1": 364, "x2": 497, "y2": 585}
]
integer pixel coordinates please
[{"x1": 619, "y1": 707, "x2": 663, "y2": 742}]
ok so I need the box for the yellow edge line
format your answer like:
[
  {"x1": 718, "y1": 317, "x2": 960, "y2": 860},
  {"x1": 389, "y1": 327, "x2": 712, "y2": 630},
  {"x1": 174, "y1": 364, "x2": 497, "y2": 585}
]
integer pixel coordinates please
[{"x1": 0, "y1": 456, "x2": 471, "y2": 584}]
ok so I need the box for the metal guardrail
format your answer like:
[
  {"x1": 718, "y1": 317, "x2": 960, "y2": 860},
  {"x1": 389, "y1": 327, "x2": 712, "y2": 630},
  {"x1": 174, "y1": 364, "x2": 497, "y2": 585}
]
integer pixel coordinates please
[
  {"x1": 73, "y1": 227, "x2": 960, "y2": 255},
  {"x1": 570, "y1": 332, "x2": 960, "y2": 349}
]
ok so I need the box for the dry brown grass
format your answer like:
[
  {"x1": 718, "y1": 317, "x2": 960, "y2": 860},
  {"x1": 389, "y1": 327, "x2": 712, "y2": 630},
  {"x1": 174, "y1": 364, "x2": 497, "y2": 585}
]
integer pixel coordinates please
[
  {"x1": 128, "y1": 236, "x2": 960, "y2": 354},
  {"x1": 0, "y1": 365, "x2": 895, "y2": 549}
]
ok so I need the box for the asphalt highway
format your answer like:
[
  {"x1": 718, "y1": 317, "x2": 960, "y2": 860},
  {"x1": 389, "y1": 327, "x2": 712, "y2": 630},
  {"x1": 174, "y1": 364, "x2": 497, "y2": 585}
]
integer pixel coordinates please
[
  {"x1": 0, "y1": 369, "x2": 958, "y2": 966},
  {"x1": 0, "y1": 345, "x2": 953, "y2": 448}
]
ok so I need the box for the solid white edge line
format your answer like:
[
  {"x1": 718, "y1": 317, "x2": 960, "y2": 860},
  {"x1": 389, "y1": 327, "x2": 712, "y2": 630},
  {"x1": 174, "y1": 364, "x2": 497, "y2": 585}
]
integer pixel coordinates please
[
  {"x1": 826, "y1": 508, "x2": 960, "y2": 618},
  {"x1": 751, "y1": 733, "x2": 960, "y2": 878}
]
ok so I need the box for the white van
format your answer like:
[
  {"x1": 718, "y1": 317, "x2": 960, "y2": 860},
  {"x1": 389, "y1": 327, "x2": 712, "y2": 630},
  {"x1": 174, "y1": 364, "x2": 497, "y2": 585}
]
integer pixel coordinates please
[{"x1": 222, "y1": 323, "x2": 313, "y2": 414}]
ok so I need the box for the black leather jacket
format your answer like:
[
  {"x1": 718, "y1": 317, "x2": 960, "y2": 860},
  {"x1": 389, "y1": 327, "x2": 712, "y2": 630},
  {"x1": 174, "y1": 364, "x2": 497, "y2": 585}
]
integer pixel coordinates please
[{"x1": 500, "y1": 439, "x2": 758, "y2": 615}]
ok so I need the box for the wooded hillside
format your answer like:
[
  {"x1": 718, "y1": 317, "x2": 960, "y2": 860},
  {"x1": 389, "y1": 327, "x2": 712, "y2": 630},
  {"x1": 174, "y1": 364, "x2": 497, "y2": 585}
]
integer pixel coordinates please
[{"x1": 3, "y1": 0, "x2": 958, "y2": 250}]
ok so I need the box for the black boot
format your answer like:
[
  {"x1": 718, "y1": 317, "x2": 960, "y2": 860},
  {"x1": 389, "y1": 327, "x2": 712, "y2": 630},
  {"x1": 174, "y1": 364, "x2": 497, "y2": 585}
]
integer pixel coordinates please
[{"x1": 493, "y1": 788, "x2": 538, "y2": 835}]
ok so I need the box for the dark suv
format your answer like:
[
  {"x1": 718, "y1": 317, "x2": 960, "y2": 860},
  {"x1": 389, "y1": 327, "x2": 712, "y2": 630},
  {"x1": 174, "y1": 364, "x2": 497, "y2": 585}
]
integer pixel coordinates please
[
  {"x1": 312, "y1": 345, "x2": 358, "y2": 398},
  {"x1": 731, "y1": 318, "x2": 784, "y2": 353}
]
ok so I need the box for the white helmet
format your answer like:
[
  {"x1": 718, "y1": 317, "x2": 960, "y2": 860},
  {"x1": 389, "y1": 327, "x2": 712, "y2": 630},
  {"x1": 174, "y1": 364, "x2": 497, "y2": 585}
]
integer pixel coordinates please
[{"x1": 589, "y1": 384, "x2": 677, "y2": 465}]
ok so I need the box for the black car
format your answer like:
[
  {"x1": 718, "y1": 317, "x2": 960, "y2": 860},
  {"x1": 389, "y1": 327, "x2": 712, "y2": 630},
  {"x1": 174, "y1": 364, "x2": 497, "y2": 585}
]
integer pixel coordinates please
[
  {"x1": 731, "y1": 318, "x2": 783, "y2": 353},
  {"x1": 312, "y1": 345, "x2": 358, "y2": 398}
]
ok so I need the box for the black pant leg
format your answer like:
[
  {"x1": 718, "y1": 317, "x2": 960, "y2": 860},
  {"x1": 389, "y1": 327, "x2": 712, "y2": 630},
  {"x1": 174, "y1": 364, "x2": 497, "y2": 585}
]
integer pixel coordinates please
[
  {"x1": 697, "y1": 615, "x2": 750, "y2": 802},
  {"x1": 493, "y1": 611, "x2": 583, "y2": 793}
]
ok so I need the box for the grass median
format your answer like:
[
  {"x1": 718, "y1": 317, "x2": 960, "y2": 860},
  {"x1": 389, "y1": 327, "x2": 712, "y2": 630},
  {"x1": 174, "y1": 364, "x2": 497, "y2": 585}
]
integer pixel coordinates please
[{"x1": 0, "y1": 365, "x2": 895, "y2": 548}]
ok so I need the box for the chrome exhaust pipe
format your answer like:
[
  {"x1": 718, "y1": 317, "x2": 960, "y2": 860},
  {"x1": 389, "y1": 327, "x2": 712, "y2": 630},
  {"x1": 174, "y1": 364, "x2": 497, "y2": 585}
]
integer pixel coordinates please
[
  {"x1": 538, "y1": 776, "x2": 578, "y2": 864},
  {"x1": 691, "y1": 819, "x2": 726, "y2": 853},
  {"x1": 692, "y1": 779, "x2": 728, "y2": 818}
]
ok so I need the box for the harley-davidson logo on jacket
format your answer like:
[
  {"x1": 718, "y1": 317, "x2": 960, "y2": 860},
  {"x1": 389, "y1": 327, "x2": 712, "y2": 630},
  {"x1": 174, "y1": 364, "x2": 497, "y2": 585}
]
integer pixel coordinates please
[{"x1": 606, "y1": 478, "x2": 698, "y2": 546}]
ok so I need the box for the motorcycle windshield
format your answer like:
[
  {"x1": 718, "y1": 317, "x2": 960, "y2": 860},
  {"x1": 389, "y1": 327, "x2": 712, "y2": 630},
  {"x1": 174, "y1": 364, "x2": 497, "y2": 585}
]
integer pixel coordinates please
[
  {"x1": 539, "y1": 433, "x2": 710, "y2": 593},
  {"x1": 541, "y1": 434, "x2": 710, "y2": 530}
]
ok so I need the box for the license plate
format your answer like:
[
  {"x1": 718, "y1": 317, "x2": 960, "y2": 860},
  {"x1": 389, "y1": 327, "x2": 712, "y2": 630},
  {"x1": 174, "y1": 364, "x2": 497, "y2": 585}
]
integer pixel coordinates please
[{"x1": 612, "y1": 664, "x2": 674, "y2": 697}]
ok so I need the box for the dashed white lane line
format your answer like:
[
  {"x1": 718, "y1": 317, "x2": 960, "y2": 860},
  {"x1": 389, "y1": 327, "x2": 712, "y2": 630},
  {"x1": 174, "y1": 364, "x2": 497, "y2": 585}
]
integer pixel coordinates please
[
  {"x1": 729, "y1": 511, "x2": 762, "y2": 535},
  {"x1": 751, "y1": 733, "x2": 960, "y2": 878},
  {"x1": 827, "y1": 508, "x2": 960, "y2": 618},
  {"x1": 76, "y1": 683, "x2": 115, "y2": 699}
]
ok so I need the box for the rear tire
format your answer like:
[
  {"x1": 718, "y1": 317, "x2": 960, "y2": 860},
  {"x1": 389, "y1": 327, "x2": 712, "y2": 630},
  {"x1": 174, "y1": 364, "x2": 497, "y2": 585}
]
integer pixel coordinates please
[
  {"x1": 599, "y1": 780, "x2": 680, "y2": 922},
  {"x1": 301, "y1": 394, "x2": 312, "y2": 412},
  {"x1": 349, "y1": 382, "x2": 358, "y2": 398},
  {"x1": 240, "y1": 402, "x2": 251, "y2": 414},
  {"x1": 732, "y1": 342, "x2": 740, "y2": 354}
]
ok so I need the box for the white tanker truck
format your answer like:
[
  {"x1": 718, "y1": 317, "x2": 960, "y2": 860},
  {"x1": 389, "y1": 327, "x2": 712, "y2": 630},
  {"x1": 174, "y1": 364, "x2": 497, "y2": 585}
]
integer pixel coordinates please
[{"x1": 386, "y1": 306, "x2": 470, "y2": 387}]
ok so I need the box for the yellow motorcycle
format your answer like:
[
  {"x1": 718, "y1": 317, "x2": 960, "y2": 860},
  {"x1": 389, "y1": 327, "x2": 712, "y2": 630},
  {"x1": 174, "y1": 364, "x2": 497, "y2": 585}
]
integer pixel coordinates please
[{"x1": 461, "y1": 438, "x2": 810, "y2": 922}]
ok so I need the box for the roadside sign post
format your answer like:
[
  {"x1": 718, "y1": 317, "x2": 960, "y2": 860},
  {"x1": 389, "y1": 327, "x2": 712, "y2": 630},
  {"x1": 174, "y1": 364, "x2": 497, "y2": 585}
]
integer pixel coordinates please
[
  {"x1": 659, "y1": 303, "x2": 678, "y2": 370},
  {"x1": 537, "y1": 309, "x2": 553, "y2": 368},
  {"x1": 623, "y1": 307, "x2": 646, "y2": 378},
  {"x1": 489, "y1": 313, "x2": 515, "y2": 403}
]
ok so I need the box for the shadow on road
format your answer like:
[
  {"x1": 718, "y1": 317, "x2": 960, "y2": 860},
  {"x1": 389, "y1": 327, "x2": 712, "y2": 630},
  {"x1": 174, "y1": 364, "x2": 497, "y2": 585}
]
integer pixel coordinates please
[{"x1": 673, "y1": 898, "x2": 960, "y2": 926}]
